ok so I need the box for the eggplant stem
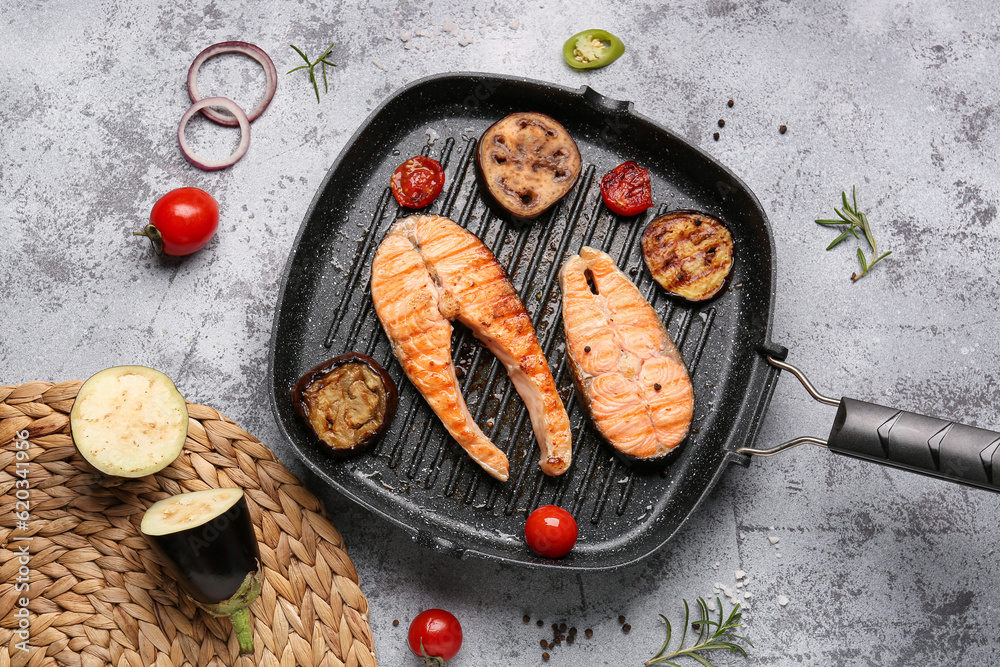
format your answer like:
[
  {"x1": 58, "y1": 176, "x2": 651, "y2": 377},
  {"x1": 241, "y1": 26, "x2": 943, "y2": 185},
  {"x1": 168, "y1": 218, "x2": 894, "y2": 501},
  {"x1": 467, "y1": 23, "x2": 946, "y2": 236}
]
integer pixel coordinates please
[
  {"x1": 196, "y1": 568, "x2": 263, "y2": 656},
  {"x1": 230, "y1": 606, "x2": 254, "y2": 656}
]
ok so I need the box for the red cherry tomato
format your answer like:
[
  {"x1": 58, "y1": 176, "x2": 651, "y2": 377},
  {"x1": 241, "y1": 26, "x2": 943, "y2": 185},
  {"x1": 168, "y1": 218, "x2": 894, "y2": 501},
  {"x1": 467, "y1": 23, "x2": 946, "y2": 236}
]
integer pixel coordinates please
[
  {"x1": 524, "y1": 505, "x2": 578, "y2": 559},
  {"x1": 600, "y1": 161, "x2": 653, "y2": 216},
  {"x1": 391, "y1": 156, "x2": 446, "y2": 209},
  {"x1": 135, "y1": 187, "x2": 220, "y2": 256},
  {"x1": 408, "y1": 609, "x2": 463, "y2": 663}
]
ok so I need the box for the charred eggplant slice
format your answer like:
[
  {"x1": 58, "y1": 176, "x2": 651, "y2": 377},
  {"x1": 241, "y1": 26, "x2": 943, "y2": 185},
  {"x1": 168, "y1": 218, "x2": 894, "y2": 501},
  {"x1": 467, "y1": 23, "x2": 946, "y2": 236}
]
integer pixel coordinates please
[
  {"x1": 141, "y1": 487, "x2": 261, "y2": 655},
  {"x1": 477, "y1": 112, "x2": 581, "y2": 219},
  {"x1": 642, "y1": 210, "x2": 735, "y2": 302},
  {"x1": 70, "y1": 365, "x2": 188, "y2": 478},
  {"x1": 291, "y1": 352, "x2": 398, "y2": 456}
]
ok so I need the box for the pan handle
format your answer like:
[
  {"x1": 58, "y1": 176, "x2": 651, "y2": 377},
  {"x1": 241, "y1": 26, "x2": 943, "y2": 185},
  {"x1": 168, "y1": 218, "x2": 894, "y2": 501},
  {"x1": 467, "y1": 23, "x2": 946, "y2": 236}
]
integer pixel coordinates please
[
  {"x1": 827, "y1": 397, "x2": 1000, "y2": 492},
  {"x1": 739, "y1": 356, "x2": 1000, "y2": 493}
]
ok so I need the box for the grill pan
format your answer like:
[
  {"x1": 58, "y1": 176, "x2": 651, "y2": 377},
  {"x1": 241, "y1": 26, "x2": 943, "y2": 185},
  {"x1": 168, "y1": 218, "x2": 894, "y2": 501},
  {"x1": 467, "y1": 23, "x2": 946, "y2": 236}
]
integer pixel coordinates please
[
  {"x1": 269, "y1": 72, "x2": 1000, "y2": 571},
  {"x1": 268, "y1": 72, "x2": 782, "y2": 570}
]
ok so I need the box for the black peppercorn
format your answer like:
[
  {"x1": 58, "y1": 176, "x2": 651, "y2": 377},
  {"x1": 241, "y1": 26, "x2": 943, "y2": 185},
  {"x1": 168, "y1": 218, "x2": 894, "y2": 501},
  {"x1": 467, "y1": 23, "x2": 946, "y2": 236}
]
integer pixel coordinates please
[
  {"x1": 717, "y1": 119, "x2": 725, "y2": 128},
  {"x1": 779, "y1": 124, "x2": 788, "y2": 134},
  {"x1": 727, "y1": 99, "x2": 734, "y2": 107},
  {"x1": 713, "y1": 132, "x2": 720, "y2": 141}
]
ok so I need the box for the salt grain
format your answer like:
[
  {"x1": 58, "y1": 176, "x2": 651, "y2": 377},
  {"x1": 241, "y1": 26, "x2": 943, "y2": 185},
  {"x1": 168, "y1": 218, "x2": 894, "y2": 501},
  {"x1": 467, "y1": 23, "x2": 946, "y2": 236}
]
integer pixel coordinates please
[{"x1": 778, "y1": 595, "x2": 789, "y2": 606}]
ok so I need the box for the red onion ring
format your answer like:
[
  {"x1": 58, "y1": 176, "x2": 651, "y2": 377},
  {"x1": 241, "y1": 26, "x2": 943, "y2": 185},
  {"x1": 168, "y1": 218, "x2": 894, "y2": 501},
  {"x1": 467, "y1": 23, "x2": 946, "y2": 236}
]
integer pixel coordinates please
[
  {"x1": 188, "y1": 41, "x2": 277, "y2": 127},
  {"x1": 177, "y1": 97, "x2": 250, "y2": 171}
]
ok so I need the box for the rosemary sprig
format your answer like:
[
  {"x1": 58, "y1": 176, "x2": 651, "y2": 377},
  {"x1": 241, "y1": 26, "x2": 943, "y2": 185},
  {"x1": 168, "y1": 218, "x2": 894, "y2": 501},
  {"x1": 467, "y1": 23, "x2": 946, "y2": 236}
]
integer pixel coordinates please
[
  {"x1": 645, "y1": 597, "x2": 752, "y2": 666},
  {"x1": 287, "y1": 42, "x2": 337, "y2": 103},
  {"x1": 815, "y1": 186, "x2": 892, "y2": 281}
]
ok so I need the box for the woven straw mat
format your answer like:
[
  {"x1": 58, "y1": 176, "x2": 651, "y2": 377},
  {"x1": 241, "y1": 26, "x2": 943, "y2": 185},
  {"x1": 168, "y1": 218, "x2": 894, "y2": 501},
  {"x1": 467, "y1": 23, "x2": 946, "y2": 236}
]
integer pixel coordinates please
[{"x1": 0, "y1": 381, "x2": 378, "y2": 667}]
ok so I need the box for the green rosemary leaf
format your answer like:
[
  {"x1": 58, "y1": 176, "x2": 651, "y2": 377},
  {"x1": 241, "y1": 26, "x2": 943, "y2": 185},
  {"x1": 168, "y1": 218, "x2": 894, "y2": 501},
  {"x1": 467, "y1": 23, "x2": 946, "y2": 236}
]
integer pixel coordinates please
[
  {"x1": 834, "y1": 207, "x2": 855, "y2": 223},
  {"x1": 860, "y1": 211, "x2": 876, "y2": 252},
  {"x1": 289, "y1": 44, "x2": 311, "y2": 65},
  {"x1": 857, "y1": 247, "x2": 867, "y2": 271},
  {"x1": 826, "y1": 229, "x2": 852, "y2": 250}
]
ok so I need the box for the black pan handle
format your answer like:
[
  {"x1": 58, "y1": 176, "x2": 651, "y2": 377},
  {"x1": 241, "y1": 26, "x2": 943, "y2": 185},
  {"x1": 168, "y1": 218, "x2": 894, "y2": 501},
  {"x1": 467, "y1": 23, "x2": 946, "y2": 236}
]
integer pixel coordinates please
[
  {"x1": 828, "y1": 397, "x2": 1000, "y2": 491},
  {"x1": 739, "y1": 355, "x2": 1000, "y2": 493}
]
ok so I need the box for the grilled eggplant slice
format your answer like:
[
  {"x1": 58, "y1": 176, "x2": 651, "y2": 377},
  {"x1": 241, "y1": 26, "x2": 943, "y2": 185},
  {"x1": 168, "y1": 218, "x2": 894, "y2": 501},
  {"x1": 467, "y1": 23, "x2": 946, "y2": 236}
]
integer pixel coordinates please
[
  {"x1": 70, "y1": 365, "x2": 188, "y2": 477},
  {"x1": 141, "y1": 487, "x2": 261, "y2": 655},
  {"x1": 642, "y1": 211, "x2": 734, "y2": 302},
  {"x1": 477, "y1": 112, "x2": 581, "y2": 219},
  {"x1": 291, "y1": 352, "x2": 398, "y2": 457}
]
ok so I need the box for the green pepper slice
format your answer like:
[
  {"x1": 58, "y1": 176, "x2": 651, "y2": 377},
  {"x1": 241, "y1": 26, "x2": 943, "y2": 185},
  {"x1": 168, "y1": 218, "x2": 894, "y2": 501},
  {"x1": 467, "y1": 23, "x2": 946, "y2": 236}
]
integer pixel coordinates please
[{"x1": 562, "y1": 29, "x2": 625, "y2": 69}]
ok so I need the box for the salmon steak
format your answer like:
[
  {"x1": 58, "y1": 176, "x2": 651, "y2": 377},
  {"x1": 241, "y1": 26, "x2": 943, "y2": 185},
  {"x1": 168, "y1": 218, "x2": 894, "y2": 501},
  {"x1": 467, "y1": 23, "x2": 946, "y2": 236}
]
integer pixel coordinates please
[
  {"x1": 559, "y1": 247, "x2": 694, "y2": 462},
  {"x1": 370, "y1": 214, "x2": 572, "y2": 481}
]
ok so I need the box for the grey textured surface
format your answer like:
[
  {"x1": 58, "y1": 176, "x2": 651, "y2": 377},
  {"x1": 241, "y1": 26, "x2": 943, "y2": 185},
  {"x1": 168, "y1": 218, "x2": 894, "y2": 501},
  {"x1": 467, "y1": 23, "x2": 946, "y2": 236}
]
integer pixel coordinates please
[{"x1": 3, "y1": 1, "x2": 999, "y2": 665}]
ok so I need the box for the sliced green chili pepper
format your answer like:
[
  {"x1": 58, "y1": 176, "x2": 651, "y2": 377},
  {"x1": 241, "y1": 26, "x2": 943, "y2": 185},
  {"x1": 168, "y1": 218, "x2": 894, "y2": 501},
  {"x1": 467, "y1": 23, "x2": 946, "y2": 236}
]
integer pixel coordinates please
[{"x1": 562, "y1": 29, "x2": 625, "y2": 69}]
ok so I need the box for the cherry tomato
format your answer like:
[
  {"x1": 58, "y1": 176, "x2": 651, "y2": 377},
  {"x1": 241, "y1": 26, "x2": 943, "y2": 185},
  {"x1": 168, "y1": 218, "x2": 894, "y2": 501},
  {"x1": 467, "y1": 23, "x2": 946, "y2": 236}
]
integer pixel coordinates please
[
  {"x1": 407, "y1": 609, "x2": 463, "y2": 664},
  {"x1": 600, "y1": 161, "x2": 653, "y2": 216},
  {"x1": 135, "y1": 187, "x2": 219, "y2": 256},
  {"x1": 391, "y1": 156, "x2": 445, "y2": 209},
  {"x1": 524, "y1": 505, "x2": 578, "y2": 559}
]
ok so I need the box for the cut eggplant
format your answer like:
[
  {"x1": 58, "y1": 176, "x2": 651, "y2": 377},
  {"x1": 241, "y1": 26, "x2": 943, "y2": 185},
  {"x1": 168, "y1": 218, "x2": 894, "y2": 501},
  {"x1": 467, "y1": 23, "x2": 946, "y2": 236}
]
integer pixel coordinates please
[
  {"x1": 476, "y1": 112, "x2": 581, "y2": 219},
  {"x1": 291, "y1": 352, "x2": 398, "y2": 457},
  {"x1": 642, "y1": 210, "x2": 735, "y2": 302},
  {"x1": 141, "y1": 487, "x2": 261, "y2": 655},
  {"x1": 70, "y1": 365, "x2": 188, "y2": 477}
]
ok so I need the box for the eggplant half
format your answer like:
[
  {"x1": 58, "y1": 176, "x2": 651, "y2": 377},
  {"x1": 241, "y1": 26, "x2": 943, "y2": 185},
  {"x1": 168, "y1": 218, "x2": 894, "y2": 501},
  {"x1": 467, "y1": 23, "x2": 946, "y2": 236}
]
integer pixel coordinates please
[
  {"x1": 642, "y1": 210, "x2": 735, "y2": 303},
  {"x1": 70, "y1": 365, "x2": 188, "y2": 478},
  {"x1": 291, "y1": 352, "x2": 398, "y2": 457},
  {"x1": 141, "y1": 487, "x2": 261, "y2": 655},
  {"x1": 476, "y1": 112, "x2": 581, "y2": 219}
]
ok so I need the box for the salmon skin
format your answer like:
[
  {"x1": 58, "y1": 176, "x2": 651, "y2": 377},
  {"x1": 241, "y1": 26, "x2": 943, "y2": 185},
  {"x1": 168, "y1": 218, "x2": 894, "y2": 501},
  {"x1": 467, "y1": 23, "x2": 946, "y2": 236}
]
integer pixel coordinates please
[
  {"x1": 370, "y1": 214, "x2": 572, "y2": 481},
  {"x1": 559, "y1": 247, "x2": 694, "y2": 463}
]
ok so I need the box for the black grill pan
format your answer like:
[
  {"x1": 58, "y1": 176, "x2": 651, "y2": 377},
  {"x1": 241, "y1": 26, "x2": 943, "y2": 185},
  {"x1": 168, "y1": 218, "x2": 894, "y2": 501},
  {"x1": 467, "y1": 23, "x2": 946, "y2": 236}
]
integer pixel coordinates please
[{"x1": 267, "y1": 72, "x2": 785, "y2": 570}]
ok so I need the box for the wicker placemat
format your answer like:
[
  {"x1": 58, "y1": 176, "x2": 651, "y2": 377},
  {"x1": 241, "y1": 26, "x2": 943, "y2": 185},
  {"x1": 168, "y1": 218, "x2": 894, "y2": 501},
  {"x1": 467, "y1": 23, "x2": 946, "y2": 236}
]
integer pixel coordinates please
[{"x1": 0, "y1": 381, "x2": 378, "y2": 667}]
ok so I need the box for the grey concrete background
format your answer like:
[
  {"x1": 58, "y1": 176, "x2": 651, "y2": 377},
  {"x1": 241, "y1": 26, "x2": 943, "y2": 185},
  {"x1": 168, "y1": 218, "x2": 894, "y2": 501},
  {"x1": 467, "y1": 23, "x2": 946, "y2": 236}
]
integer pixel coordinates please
[{"x1": 3, "y1": 0, "x2": 1000, "y2": 665}]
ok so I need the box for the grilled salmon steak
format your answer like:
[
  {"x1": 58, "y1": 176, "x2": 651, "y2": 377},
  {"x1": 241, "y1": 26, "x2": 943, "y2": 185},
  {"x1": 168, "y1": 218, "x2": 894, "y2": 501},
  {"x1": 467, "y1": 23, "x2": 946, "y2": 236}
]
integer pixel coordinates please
[
  {"x1": 370, "y1": 214, "x2": 572, "y2": 481},
  {"x1": 559, "y1": 247, "x2": 694, "y2": 462}
]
